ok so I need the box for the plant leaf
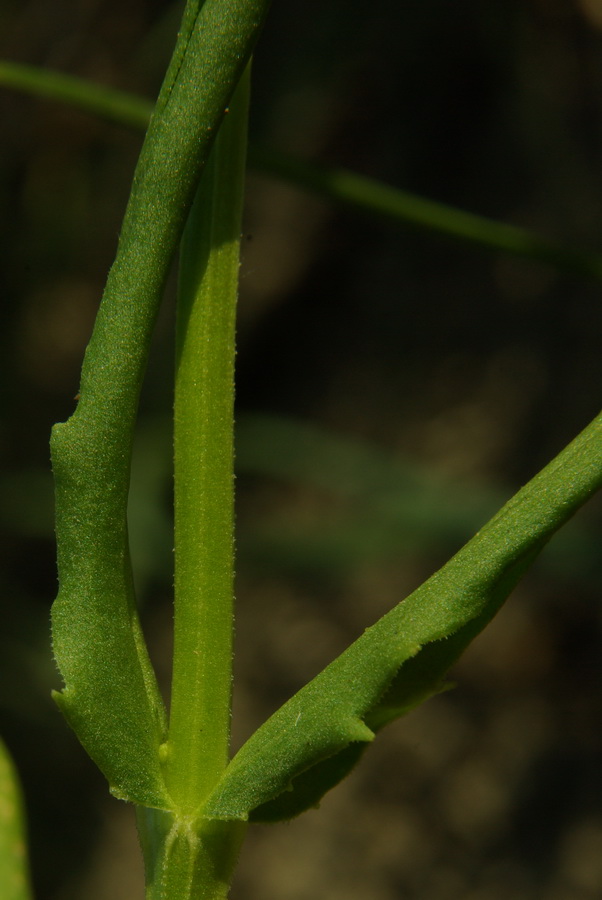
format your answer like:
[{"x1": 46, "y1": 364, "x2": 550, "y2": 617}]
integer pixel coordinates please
[
  {"x1": 203, "y1": 413, "x2": 602, "y2": 822},
  {"x1": 50, "y1": 0, "x2": 272, "y2": 809}
]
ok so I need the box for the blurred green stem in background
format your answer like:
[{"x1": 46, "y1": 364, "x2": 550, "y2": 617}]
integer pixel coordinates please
[
  {"x1": 2, "y1": 59, "x2": 602, "y2": 281},
  {"x1": 0, "y1": 738, "x2": 32, "y2": 900}
]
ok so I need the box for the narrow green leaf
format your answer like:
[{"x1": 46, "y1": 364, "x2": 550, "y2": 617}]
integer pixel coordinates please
[
  {"x1": 0, "y1": 739, "x2": 32, "y2": 900},
  {"x1": 51, "y1": 0, "x2": 272, "y2": 809},
  {"x1": 204, "y1": 412, "x2": 602, "y2": 821}
]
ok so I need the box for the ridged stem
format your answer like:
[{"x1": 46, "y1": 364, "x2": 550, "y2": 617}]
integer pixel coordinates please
[{"x1": 167, "y1": 64, "x2": 249, "y2": 815}]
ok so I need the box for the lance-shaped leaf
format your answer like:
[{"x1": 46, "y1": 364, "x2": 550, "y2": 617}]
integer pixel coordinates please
[
  {"x1": 51, "y1": 0, "x2": 272, "y2": 809},
  {"x1": 203, "y1": 412, "x2": 602, "y2": 822}
]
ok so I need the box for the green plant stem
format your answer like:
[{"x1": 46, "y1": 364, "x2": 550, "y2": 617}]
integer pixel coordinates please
[
  {"x1": 137, "y1": 808, "x2": 246, "y2": 900},
  {"x1": 2, "y1": 60, "x2": 602, "y2": 281},
  {"x1": 0, "y1": 60, "x2": 151, "y2": 128},
  {"x1": 168, "y1": 65, "x2": 250, "y2": 814},
  {"x1": 135, "y1": 60, "x2": 251, "y2": 900},
  {"x1": 248, "y1": 147, "x2": 602, "y2": 280}
]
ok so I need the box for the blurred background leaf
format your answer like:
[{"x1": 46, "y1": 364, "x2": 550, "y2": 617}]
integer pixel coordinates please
[{"x1": 0, "y1": 737, "x2": 33, "y2": 900}]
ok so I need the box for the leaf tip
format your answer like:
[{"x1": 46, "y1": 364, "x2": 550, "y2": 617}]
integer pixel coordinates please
[
  {"x1": 346, "y1": 718, "x2": 375, "y2": 744},
  {"x1": 51, "y1": 687, "x2": 68, "y2": 710}
]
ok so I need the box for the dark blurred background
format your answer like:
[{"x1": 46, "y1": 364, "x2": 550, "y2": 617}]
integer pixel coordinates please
[{"x1": 1, "y1": 0, "x2": 602, "y2": 898}]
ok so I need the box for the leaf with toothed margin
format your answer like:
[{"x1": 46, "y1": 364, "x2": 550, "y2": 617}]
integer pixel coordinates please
[
  {"x1": 203, "y1": 414, "x2": 602, "y2": 822},
  {"x1": 48, "y1": 0, "x2": 274, "y2": 811},
  {"x1": 51, "y1": 419, "x2": 171, "y2": 808}
]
